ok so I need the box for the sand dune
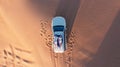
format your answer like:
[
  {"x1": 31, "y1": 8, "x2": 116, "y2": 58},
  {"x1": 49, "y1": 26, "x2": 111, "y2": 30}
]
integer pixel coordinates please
[{"x1": 0, "y1": 0, "x2": 120, "y2": 67}]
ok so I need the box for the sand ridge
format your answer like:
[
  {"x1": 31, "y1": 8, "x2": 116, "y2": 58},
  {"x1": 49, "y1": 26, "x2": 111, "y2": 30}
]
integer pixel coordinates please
[{"x1": 1, "y1": 0, "x2": 120, "y2": 67}]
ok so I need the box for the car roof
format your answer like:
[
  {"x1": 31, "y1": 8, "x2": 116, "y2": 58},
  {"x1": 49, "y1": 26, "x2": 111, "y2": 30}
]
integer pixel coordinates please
[{"x1": 52, "y1": 16, "x2": 66, "y2": 27}]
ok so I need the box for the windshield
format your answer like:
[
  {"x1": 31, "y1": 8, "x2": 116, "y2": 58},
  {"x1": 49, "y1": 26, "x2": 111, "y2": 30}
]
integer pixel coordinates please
[{"x1": 53, "y1": 25, "x2": 64, "y2": 32}]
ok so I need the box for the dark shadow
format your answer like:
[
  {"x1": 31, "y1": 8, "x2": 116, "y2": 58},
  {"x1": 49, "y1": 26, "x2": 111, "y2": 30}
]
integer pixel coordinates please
[
  {"x1": 85, "y1": 10, "x2": 120, "y2": 67},
  {"x1": 55, "y1": 0, "x2": 80, "y2": 42}
]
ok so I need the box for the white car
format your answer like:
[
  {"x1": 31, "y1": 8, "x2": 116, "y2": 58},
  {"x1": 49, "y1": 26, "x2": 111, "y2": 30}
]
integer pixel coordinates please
[{"x1": 52, "y1": 16, "x2": 67, "y2": 53}]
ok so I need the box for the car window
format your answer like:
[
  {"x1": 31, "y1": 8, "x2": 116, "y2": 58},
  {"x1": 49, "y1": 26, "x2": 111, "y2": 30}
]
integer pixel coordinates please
[{"x1": 53, "y1": 26, "x2": 64, "y2": 32}]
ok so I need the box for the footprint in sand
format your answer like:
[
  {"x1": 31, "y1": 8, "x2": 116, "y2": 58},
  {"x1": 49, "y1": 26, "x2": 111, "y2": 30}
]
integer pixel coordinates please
[
  {"x1": 40, "y1": 20, "x2": 47, "y2": 36},
  {"x1": 63, "y1": 31, "x2": 76, "y2": 66},
  {"x1": 0, "y1": 44, "x2": 34, "y2": 67},
  {"x1": 39, "y1": 19, "x2": 52, "y2": 48}
]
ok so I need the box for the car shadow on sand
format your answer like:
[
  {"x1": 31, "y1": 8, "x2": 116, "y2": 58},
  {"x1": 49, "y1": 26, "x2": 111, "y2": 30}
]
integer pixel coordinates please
[
  {"x1": 85, "y1": 10, "x2": 120, "y2": 67},
  {"x1": 54, "y1": 0, "x2": 81, "y2": 42}
]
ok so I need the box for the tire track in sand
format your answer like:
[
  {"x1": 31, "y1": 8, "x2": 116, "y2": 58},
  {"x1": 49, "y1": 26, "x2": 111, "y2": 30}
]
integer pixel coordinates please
[{"x1": 39, "y1": 19, "x2": 57, "y2": 67}]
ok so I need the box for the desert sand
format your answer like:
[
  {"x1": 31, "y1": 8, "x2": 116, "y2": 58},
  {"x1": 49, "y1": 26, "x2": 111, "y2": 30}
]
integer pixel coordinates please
[{"x1": 0, "y1": 0, "x2": 120, "y2": 67}]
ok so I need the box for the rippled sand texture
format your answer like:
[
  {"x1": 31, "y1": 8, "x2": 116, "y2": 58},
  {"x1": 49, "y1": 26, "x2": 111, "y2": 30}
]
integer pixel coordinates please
[{"x1": 0, "y1": 0, "x2": 120, "y2": 67}]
